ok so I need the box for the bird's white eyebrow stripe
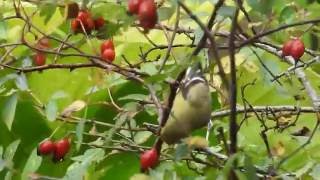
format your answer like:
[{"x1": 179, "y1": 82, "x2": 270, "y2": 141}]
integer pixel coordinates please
[{"x1": 184, "y1": 77, "x2": 206, "y2": 88}]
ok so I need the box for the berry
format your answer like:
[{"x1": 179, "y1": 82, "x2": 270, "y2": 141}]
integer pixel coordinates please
[
  {"x1": 83, "y1": 17, "x2": 95, "y2": 33},
  {"x1": 71, "y1": 10, "x2": 95, "y2": 34},
  {"x1": 37, "y1": 139, "x2": 55, "y2": 156},
  {"x1": 53, "y1": 138, "x2": 71, "y2": 162},
  {"x1": 77, "y1": 10, "x2": 90, "y2": 22},
  {"x1": 140, "y1": 148, "x2": 158, "y2": 171},
  {"x1": 128, "y1": 0, "x2": 143, "y2": 15},
  {"x1": 100, "y1": 39, "x2": 115, "y2": 54},
  {"x1": 37, "y1": 37, "x2": 50, "y2": 49},
  {"x1": 71, "y1": 19, "x2": 80, "y2": 33},
  {"x1": 33, "y1": 53, "x2": 46, "y2": 66},
  {"x1": 94, "y1": 17, "x2": 105, "y2": 30},
  {"x1": 290, "y1": 39, "x2": 305, "y2": 60},
  {"x1": 101, "y1": 49, "x2": 115, "y2": 62},
  {"x1": 138, "y1": 0, "x2": 158, "y2": 30},
  {"x1": 282, "y1": 39, "x2": 294, "y2": 56},
  {"x1": 282, "y1": 38, "x2": 305, "y2": 60}
]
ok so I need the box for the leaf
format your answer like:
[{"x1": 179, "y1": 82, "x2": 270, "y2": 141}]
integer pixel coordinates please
[
  {"x1": 222, "y1": 153, "x2": 240, "y2": 179},
  {"x1": 279, "y1": 6, "x2": 296, "y2": 24},
  {"x1": 118, "y1": 94, "x2": 148, "y2": 101},
  {"x1": 0, "y1": 74, "x2": 18, "y2": 88},
  {"x1": 217, "y1": 6, "x2": 236, "y2": 18},
  {"x1": 2, "y1": 93, "x2": 18, "y2": 130},
  {"x1": 310, "y1": 164, "x2": 320, "y2": 179},
  {"x1": 15, "y1": 73, "x2": 29, "y2": 91},
  {"x1": 21, "y1": 148, "x2": 42, "y2": 180},
  {"x1": 141, "y1": 63, "x2": 158, "y2": 76},
  {"x1": 45, "y1": 99, "x2": 58, "y2": 121},
  {"x1": 5, "y1": 171, "x2": 13, "y2": 180},
  {"x1": 0, "y1": 146, "x2": 3, "y2": 157},
  {"x1": 4, "y1": 139, "x2": 20, "y2": 162},
  {"x1": 134, "y1": 131, "x2": 153, "y2": 144},
  {"x1": 295, "y1": 161, "x2": 314, "y2": 178},
  {"x1": 51, "y1": 90, "x2": 68, "y2": 99},
  {"x1": 130, "y1": 173, "x2": 151, "y2": 180},
  {"x1": 247, "y1": 0, "x2": 275, "y2": 15},
  {"x1": 76, "y1": 118, "x2": 85, "y2": 150},
  {"x1": 174, "y1": 144, "x2": 190, "y2": 161},
  {"x1": 244, "y1": 156, "x2": 258, "y2": 180},
  {"x1": 0, "y1": 20, "x2": 7, "y2": 40},
  {"x1": 61, "y1": 100, "x2": 86, "y2": 117},
  {"x1": 0, "y1": 159, "x2": 5, "y2": 172},
  {"x1": 39, "y1": 4, "x2": 57, "y2": 23},
  {"x1": 64, "y1": 148, "x2": 105, "y2": 180},
  {"x1": 105, "y1": 112, "x2": 129, "y2": 145}
]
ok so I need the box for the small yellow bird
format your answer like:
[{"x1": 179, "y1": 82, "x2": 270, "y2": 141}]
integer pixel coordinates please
[{"x1": 160, "y1": 64, "x2": 212, "y2": 144}]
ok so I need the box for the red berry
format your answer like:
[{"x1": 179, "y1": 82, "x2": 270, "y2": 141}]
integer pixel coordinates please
[
  {"x1": 100, "y1": 39, "x2": 115, "y2": 54},
  {"x1": 138, "y1": 0, "x2": 158, "y2": 30},
  {"x1": 53, "y1": 138, "x2": 71, "y2": 162},
  {"x1": 37, "y1": 139, "x2": 55, "y2": 156},
  {"x1": 128, "y1": 0, "x2": 143, "y2": 14},
  {"x1": 140, "y1": 148, "x2": 158, "y2": 171},
  {"x1": 37, "y1": 37, "x2": 50, "y2": 49},
  {"x1": 282, "y1": 39, "x2": 294, "y2": 56},
  {"x1": 77, "y1": 10, "x2": 90, "y2": 22},
  {"x1": 71, "y1": 19, "x2": 80, "y2": 33},
  {"x1": 101, "y1": 49, "x2": 115, "y2": 62},
  {"x1": 84, "y1": 17, "x2": 95, "y2": 33},
  {"x1": 33, "y1": 53, "x2": 46, "y2": 66},
  {"x1": 94, "y1": 17, "x2": 105, "y2": 30},
  {"x1": 290, "y1": 39, "x2": 305, "y2": 60}
]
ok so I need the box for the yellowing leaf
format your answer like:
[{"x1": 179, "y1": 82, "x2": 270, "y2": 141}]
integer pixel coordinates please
[
  {"x1": 214, "y1": 53, "x2": 246, "y2": 74},
  {"x1": 61, "y1": 100, "x2": 86, "y2": 117},
  {"x1": 271, "y1": 141, "x2": 285, "y2": 157}
]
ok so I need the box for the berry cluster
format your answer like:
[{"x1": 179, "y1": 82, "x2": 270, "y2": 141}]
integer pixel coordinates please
[
  {"x1": 33, "y1": 37, "x2": 50, "y2": 66},
  {"x1": 128, "y1": 0, "x2": 158, "y2": 30},
  {"x1": 140, "y1": 148, "x2": 159, "y2": 171},
  {"x1": 100, "y1": 39, "x2": 115, "y2": 62},
  {"x1": 282, "y1": 38, "x2": 305, "y2": 60},
  {"x1": 37, "y1": 138, "x2": 71, "y2": 162},
  {"x1": 71, "y1": 10, "x2": 105, "y2": 34}
]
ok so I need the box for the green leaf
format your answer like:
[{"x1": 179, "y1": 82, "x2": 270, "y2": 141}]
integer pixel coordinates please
[
  {"x1": 217, "y1": 6, "x2": 236, "y2": 18},
  {"x1": 0, "y1": 146, "x2": 3, "y2": 157},
  {"x1": 21, "y1": 148, "x2": 42, "y2": 180},
  {"x1": 64, "y1": 148, "x2": 105, "y2": 180},
  {"x1": 15, "y1": 73, "x2": 29, "y2": 91},
  {"x1": 141, "y1": 63, "x2": 158, "y2": 76},
  {"x1": 118, "y1": 94, "x2": 148, "y2": 101},
  {"x1": 45, "y1": 99, "x2": 58, "y2": 121},
  {"x1": 279, "y1": 6, "x2": 296, "y2": 24},
  {"x1": 4, "y1": 139, "x2": 20, "y2": 162},
  {"x1": 174, "y1": 144, "x2": 189, "y2": 161},
  {"x1": 244, "y1": 156, "x2": 258, "y2": 180},
  {"x1": 134, "y1": 131, "x2": 153, "y2": 144},
  {"x1": 39, "y1": 4, "x2": 57, "y2": 23},
  {"x1": 5, "y1": 171, "x2": 13, "y2": 180},
  {"x1": 0, "y1": 74, "x2": 18, "y2": 88},
  {"x1": 76, "y1": 118, "x2": 85, "y2": 150},
  {"x1": 0, "y1": 20, "x2": 7, "y2": 40},
  {"x1": 2, "y1": 93, "x2": 18, "y2": 130},
  {"x1": 310, "y1": 164, "x2": 320, "y2": 179},
  {"x1": 0, "y1": 159, "x2": 5, "y2": 172},
  {"x1": 247, "y1": 0, "x2": 275, "y2": 15}
]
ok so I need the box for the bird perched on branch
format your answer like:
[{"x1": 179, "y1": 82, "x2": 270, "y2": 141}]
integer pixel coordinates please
[{"x1": 160, "y1": 63, "x2": 212, "y2": 144}]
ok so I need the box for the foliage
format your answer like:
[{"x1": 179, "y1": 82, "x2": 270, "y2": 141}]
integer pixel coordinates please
[{"x1": 1, "y1": 0, "x2": 320, "y2": 179}]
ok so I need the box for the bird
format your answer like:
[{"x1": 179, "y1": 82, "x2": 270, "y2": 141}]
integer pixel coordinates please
[{"x1": 160, "y1": 63, "x2": 212, "y2": 144}]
